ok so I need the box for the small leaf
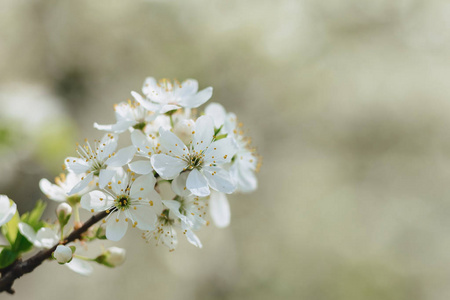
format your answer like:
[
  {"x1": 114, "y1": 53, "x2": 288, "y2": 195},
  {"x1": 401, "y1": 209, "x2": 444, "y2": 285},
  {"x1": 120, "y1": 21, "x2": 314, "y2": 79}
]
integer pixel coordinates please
[
  {"x1": 21, "y1": 200, "x2": 46, "y2": 230},
  {"x1": 0, "y1": 248, "x2": 18, "y2": 269},
  {"x1": 1, "y1": 211, "x2": 20, "y2": 245}
]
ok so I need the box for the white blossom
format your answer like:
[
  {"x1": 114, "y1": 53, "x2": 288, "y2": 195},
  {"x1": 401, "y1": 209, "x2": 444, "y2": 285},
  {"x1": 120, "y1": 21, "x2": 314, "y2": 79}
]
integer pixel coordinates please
[
  {"x1": 39, "y1": 173, "x2": 92, "y2": 202},
  {"x1": 18, "y1": 223, "x2": 59, "y2": 249},
  {"x1": 81, "y1": 171, "x2": 162, "y2": 241},
  {"x1": 133, "y1": 78, "x2": 213, "y2": 114},
  {"x1": 65, "y1": 134, "x2": 136, "y2": 195},
  {"x1": 0, "y1": 195, "x2": 16, "y2": 226},
  {"x1": 94, "y1": 99, "x2": 155, "y2": 133},
  {"x1": 151, "y1": 116, "x2": 238, "y2": 197}
]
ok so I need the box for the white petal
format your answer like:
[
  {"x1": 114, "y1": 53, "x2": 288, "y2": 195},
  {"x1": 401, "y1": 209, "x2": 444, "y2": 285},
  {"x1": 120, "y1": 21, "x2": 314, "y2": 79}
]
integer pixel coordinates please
[
  {"x1": 231, "y1": 164, "x2": 258, "y2": 193},
  {"x1": 179, "y1": 87, "x2": 213, "y2": 108},
  {"x1": 130, "y1": 174, "x2": 156, "y2": 198},
  {"x1": 128, "y1": 206, "x2": 157, "y2": 231},
  {"x1": 131, "y1": 130, "x2": 155, "y2": 155},
  {"x1": 174, "y1": 79, "x2": 198, "y2": 98},
  {"x1": 68, "y1": 173, "x2": 94, "y2": 195},
  {"x1": 141, "y1": 77, "x2": 158, "y2": 96},
  {"x1": 35, "y1": 228, "x2": 59, "y2": 249},
  {"x1": 159, "y1": 127, "x2": 189, "y2": 158},
  {"x1": 66, "y1": 258, "x2": 94, "y2": 276},
  {"x1": 162, "y1": 200, "x2": 190, "y2": 225},
  {"x1": 192, "y1": 116, "x2": 214, "y2": 153},
  {"x1": 106, "y1": 212, "x2": 128, "y2": 241},
  {"x1": 39, "y1": 179, "x2": 67, "y2": 202},
  {"x1": 65, "y1": 157, "x2": 90, "y2": 174},
  {"x1": 205, "y1": 102, "x2": 227, "y2": 128},
  {"x1": 203, "y1": 137, "x2": 238, "y2": 164},
  {"x1": 209, "y1": 191, "x2": 230, "y2": 228},
  {"x1": 160, "y1": 104, "x2": 181, "y2": 114},
  {"x1": 93, "y1": 120, "x2": 136, "y2": 133},
  {"x1": 186, "y1": 169, "x2": 210, "y2": 197},
  {"x1": 128, "y1": 160, "x2": 153, "y2": 174},
  {"x1": 0, "y1": 196, "x2": 16, "y2": 226},
  {"x1": 98, "y1": 169, "x2": 117, "y2": 189},
  {"x1": 110, "y1": 171, "x2": 128, "y2": 196},
  {"x1": 185, "y1": 229, "x2": 203, "y2": 248},
  {"x1": 202, "y1": 166, "x2": 236, "y2": 194},
  {"x1": 151, "y1": 154, "x2": 187, "y2": 180},
  {"x1": 18, "y1": 222, "x2": 37, "y2": 244},
  {"x1": 105, "y1": 146, "x2": 136, "y2": 167},
  {"x1": 132, "y1": 91, "x2": 160, "y2": 112},
  {"x1": 171, "y1": 172, "x2": 191, "y2": 196},
  {"x1": 81, "y1": 191, "x2": 112, "y2": 212}
]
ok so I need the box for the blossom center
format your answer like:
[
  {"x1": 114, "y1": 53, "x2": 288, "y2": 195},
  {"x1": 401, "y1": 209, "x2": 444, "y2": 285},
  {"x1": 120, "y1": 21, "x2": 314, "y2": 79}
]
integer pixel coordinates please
[{"x1": 116, "y1": 196, "x2": 129, "y2": 209}]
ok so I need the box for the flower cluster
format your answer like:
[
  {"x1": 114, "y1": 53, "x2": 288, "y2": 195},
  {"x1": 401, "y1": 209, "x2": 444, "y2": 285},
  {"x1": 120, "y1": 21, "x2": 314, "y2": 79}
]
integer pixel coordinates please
[{"x1": 0, "y1": 77, "x2": 259, "y2": 278}]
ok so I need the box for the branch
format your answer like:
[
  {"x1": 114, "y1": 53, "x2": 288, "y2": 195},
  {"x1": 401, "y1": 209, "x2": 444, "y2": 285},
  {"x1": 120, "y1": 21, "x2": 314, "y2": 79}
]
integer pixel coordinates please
[{"x1": 0, "y1": 210, "x2": 109, "y2": 294}]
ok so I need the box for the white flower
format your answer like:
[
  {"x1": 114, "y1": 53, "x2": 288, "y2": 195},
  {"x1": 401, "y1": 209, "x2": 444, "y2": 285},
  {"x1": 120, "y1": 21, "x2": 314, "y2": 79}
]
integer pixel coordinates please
[
  {"x1": 143, "y1": 213, "x2": 178, "y2": 252},
  {"x1": 81, "y1": 171, "x2": 162, "y2": 241},
  {"x1": 39, "y1": 173, "x2": 92, "y2": 202},
  {"x1": 162, "y1": 200, "x2": 203, "y2": 248},
  {"x1": 151, "y1": 116, "x2": 238, "y2": 197},
  {"x1": 104, "y1": 247, "x2": 126, "y2": 267},
  {"x1": 128, "y1": 130, "x2": 160, "y2": 175},
  {"x1": 65, "y1": 134, "x2": 136, "y2": 195},
  {"x1": 94, "y1": 99, "x2": 155, "y2": 133},
  {"x1": 133, "y1": 78, "x2": 213, "y2": 114},
  {"x1": 205, "y1": 102, "x2": 259, "y2": 193},
  {"x1": 54, "y1": 245, "x2": 73, "y2": 264},
  {"x1": 208, "y1": 191, "x2": 230, "y2": 228},
  {"x1": 0, "y1": 195, "x2": 17, "y2": 226},
  {"x1": 18, "y1": 223, "x2": 59, "y2": 249}
]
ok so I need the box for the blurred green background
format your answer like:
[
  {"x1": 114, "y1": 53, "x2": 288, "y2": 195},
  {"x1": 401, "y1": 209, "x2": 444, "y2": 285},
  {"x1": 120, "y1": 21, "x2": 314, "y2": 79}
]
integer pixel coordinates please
[{"x1": 2, "y1": 0, "x2": 450, "y2": 299}]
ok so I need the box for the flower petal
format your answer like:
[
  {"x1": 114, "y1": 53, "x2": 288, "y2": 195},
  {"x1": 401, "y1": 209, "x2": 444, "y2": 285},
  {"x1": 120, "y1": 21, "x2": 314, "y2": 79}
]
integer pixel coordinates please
[
  {"x1": 132, "y1": 91, "x2": 160, "y2": 112},
  {"x1": 159, "y1": 127, "x2": 189, "y2": 158},
  {"x1": 18, "y1": 222, "x2": 37, "y2": 244},
  {"x1": 81, "y1": 191, "x2": 112, "y2": 212},
  {"x1": 160, "y1": 104, "x2": 181, "y2": 114},
  {"x1": 203, "y1": 137, "x2": 238, "y2": 165},
  {"x1": 65, "y1": 157, "x2": 90, "y2": 174},
  {"x1": 66, "y1": 258, "x2": 94, "y2": 276},
  {"x1": 39, "y1": 179, "x2": 67, "y2": 202},
  {"x1": 186, "y1": 169, "x2": 210, "y2": 197},
  {"x1": 202, "y1": 166, "x2": 236, "y2": 194},
  {"x1": 205, "y1": 102, "x2": 226, "y2": 128},
  {"x1": 106, "y1": 212, "x2": 128, "y2": 241},
  {"x1": 98, "y1": 169, "x2": 116, "y2": 189},
  {"x1": 35, "y1": 228, "x2": 59, "y2": 249},
  {"x1": 93, "y1": 120, "x2": 136, "y2": 133},
  {"x1": 209, "y1": 191, "x2": 230, "y2": 228},
  {"x1": 0, "y1": 196, "x2": 16, "y2": 226},
  {"x1": 128, "y1": 205, "x2": 157, "y2": 231},
  {"x1": 185, "y1": 229, "x2": 203, "y2": 248},
  {"x1": 179, "y1": 87, "x2": 213, "y2": 108},
  {"x1": 128, "y1": 160, "x2": 153, "y2": 174},
  {"x1": 192, "y1": 116, "x2": 214, "y2": 153},
  {"x1": 105, "y1": 146, "x2": 136, "y2": 167},
  {"x1": 151, "y1": 154, "x2": 187, "y2": 180},
  {"x1": 171, "y1": 172, "x2": 191, "y2": 196},
  {"x1": 68, "y1": 172, "x2": 94, "y2": 195},
  {"x1": 130, "y1": 174, "x2": 156, "y2": 198}
]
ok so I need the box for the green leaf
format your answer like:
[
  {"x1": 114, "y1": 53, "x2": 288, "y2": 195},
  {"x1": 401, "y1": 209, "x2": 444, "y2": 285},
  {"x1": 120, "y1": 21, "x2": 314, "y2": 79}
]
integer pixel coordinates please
[
  {"x1": 1, "y1": 211, "x2": 19, "y2": 246},
  {"x1": 21, "y1": 200, "x2": 46, "y2": 230},
  {"x1": 0, "y1": 248, "x2": 18, "y2": 269}
]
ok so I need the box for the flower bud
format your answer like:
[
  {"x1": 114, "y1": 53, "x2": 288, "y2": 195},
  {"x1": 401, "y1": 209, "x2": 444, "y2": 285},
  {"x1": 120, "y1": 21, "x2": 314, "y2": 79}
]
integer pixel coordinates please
[
  {"x1": 54, "y1": 245, "x2": 73, "y2": 264},
  {"x1": 56, "y1": 203, "x2": 72, "y2": 216},
  {"x1": 105, "y1": 247, "x2": 126, "y2": 267},
  {"x1": 56, "y1": 203, "x2": 72, "y2": 227}
]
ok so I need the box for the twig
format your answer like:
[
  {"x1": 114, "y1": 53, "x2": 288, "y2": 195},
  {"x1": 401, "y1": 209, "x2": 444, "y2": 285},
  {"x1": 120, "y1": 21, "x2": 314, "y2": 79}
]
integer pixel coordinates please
[{"x1": 0, "y1": 210, "x2": 109, "y2": 294}]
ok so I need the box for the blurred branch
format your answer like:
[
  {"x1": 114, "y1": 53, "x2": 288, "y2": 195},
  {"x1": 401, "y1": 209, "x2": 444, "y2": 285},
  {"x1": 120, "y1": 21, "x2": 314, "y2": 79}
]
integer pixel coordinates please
[{"x1": 0, "y1": 210, "x2": 109, "y2": 294}]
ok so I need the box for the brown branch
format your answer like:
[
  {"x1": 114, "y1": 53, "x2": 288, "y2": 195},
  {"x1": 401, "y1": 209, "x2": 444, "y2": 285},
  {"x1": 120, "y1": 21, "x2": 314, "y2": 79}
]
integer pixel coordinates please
[{"x1": 0, "y1": 210, "x2": 109, "y2": 294}]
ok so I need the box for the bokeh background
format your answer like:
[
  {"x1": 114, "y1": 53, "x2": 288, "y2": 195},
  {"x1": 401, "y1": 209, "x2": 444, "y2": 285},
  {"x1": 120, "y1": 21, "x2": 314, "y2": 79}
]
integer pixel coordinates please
[{"x1": 2, "y1": 0, "x2": 450, "y2": 299}]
